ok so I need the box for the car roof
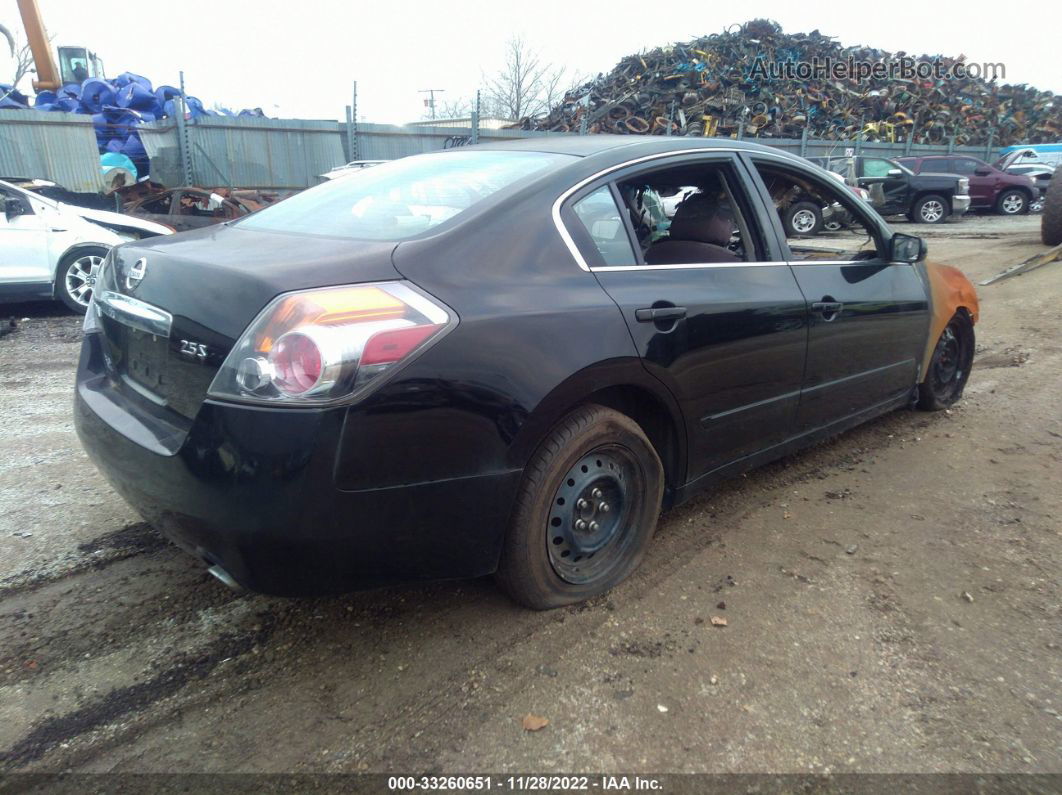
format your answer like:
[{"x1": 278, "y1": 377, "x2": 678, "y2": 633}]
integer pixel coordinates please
[{"x1": 470, "y1": 134, "x2": 791, "y2": 159}]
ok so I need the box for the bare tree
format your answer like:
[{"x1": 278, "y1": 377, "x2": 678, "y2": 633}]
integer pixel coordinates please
[
  {"x1": 434, "y1": 96, "x2": 474, "y2": 120},
  {"x1": 483, "y1": 36, "x2": 569, "y2": 121}
]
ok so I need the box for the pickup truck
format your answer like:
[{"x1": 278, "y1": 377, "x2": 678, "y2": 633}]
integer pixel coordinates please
[
  {"x1": 897, "y1": 155, "x2": 1037, "y2": 216},
  {"x1": 808, "y1": 155, "x2": 971, "y2": 224}
]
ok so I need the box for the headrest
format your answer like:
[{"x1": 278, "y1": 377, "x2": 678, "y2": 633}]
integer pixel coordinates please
[{"x1": 668, "y1": 194, "x2": 735, "y2": 247}]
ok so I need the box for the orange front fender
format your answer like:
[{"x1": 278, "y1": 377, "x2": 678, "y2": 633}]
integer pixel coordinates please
[{"x1": 921, "y1": 260, "x2": 979, "y2": 378}]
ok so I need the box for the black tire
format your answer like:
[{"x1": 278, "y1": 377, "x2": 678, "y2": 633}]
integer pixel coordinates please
[
  {"x1": 917, "y1": 314, "x2": 974, "y2": 410},
  {"x1": 496, "y1": 404, "x2": 664, "y2": 610},
  {"x1": 783, "y1": 201, "x2": 823, "y2": 237},
  {"x1": 995, "y1": 189, "x2": 1029, "y2": 216},
  {"x1": 1042, "y1": 173, "x2": 1062, "y2": 246},
  {"x1": 55, "y1": 246, "x2": 108, "y2": 313},
  {"x1": 912, "y1": 194, "x2": 949, "y2": 224}
]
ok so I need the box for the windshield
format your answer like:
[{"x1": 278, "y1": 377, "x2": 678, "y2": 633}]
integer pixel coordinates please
[{"x1": 240, "y1": 150, "x2": 575, "y2": 240}]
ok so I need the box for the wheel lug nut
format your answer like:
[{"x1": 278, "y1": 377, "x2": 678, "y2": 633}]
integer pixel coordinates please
[
  {"x1": 599, "y1": 502, "x2": 610, "y2": 513},
  {"x1": 589, "y1": 521, "x2": 600, "y2": 533},
  {"x1": 575, "y1": 519, "x2": 587, "y2": 531},
  {"x1": 576, "y1": 498, "x2": 589, "y2": 510},
  {"x1": 591, "y1": 488, "x2": 603, "y2": 499}
]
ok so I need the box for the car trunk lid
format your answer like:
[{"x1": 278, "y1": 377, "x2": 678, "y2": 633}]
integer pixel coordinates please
[{"x1": 94, "y1": 224, "x2": 401, "y2": 422}]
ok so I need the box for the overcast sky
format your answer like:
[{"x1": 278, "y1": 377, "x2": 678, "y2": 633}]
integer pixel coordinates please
[{"x1": 3, "y1": 0, "x2": 1060, "y2": 123}]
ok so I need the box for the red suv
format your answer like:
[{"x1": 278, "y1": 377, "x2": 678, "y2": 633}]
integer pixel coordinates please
[{"x1": 897, "y1": 155, "x2": 1037, "y2": 216}]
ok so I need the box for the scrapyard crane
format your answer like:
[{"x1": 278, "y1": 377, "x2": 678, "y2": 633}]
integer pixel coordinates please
[{"x1": 14, "y1": 0, "x2": 105, "y2": 91}]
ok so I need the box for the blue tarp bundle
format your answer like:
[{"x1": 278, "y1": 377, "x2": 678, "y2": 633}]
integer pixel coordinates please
[{"x1": 0, "y1": 72, "x2": 265, "y2": 180}]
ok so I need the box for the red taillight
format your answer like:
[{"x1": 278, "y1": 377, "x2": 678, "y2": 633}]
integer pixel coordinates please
[
  {"x1": 271, "y1": 332, "x2": 323, "y2": 395},
  {"x1": 209, "y1": 282, "x2": 453, "y2": 405},
  {"x1": 361, "y1": 324, "x2": 441, "y2": 366}
]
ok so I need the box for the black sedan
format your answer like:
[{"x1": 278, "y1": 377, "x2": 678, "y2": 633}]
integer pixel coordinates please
[{"x1": 75, "y1": 137, "x2": 979, "y2": 609}]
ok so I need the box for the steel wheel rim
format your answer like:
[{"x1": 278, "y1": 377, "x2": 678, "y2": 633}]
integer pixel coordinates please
[
  {"x1": 1001, "y1": 194, "x2": 1023, "y2": 214},
  {"x1": 931, "y1": 325, "x2": 962, "y2": 396},
  {"x1": 65, "y1": 255, "x2": 104, "y2": 307},
  {"x1": 824, "y1": 220, "x2": 842, "y2": 231},
  {"x1": 546, "y1": 446, "x2": 641, "y2": 585},
  {"x1": 921, "y1": 201, "x2": 944, "y2": 222},
  {"x1": 792, "y1": 209, "x2": 817, "y2": 233}
]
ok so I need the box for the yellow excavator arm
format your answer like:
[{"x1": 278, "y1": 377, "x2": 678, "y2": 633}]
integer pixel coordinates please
[{"x1": 15, "y1": 0, "x2": 60, "y2": 91}]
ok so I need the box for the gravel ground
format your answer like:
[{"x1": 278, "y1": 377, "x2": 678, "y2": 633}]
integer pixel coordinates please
[{"x1": 0, "y1": 213, "x2": 1059, "y2": 775}]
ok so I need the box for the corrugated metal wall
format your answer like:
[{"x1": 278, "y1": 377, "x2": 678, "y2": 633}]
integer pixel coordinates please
[
  {"x1": 1, "y1": 110, "x2": 1009, "y2": 193},
  {"x1": 140, "y1": 116, "x2": 345, "y2": 189},
  {"x1": 0, "y1": 110, "x2": 105, "y2": 192}
]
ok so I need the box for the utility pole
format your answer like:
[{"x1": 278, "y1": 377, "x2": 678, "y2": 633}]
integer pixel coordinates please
[{"x1": 419, "y1": 88, "x2": 445, "y2": 121}]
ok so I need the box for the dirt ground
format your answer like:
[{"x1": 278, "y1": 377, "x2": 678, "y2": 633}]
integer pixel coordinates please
[{"x1": 0, "y1": 214, "x2": 1059, "y2": 776}]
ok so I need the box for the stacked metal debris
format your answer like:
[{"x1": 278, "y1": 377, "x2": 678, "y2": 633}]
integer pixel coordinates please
[
  {"x1": 520, "y1": 20, "x2": 1060, "y2": 146},
  {"x1": 0, "y1": 73, "x2": 265, "y2": 179}
]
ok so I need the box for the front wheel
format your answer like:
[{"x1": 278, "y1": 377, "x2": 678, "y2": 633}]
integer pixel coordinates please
[
  {"x1": 496, "y1": 404, "x2": 664, "y2": 609},
  {"x1": 55, "y1": 246, "x2": 109, "y2": 313},
  {"x1": 918, "y1": 314, "x2": 974, "y2": 410},
  {"x1": 784, "y1": 201, "x2": 824, "y2": 237},
  {"x1": 912, "y1": 194, "x2": 949, "y2": 224}
]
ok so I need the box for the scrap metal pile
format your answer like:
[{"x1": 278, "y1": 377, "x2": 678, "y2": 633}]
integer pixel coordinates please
[
  {"x1": 520, "y1": 20, "x2": 1060, "y2": 146},
  {"x1": 0, "y1": 73, "x2": 265, "y2": 181}
]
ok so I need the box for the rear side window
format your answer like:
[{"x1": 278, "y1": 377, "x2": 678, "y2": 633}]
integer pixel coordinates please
[{"x1": 239, "y1": 151, "x2": 575, "y2": 240}]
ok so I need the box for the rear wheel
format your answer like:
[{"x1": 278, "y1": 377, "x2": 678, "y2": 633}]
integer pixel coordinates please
[
  {"x1": 55, "y1": 246, "x2": 108, "y2": 313},
  {"x1": 912, "y1": 194, "x2": 949, "y2": 224},
  {"x1": 496, "y1": 404, "x2": 664, "y2": 609},
  {"x1": 918, "y1": 314, "x2": 974, "y2": 410},
  {"x1": 996, "y1": 189, "x2": 1028, "y2": 216}
]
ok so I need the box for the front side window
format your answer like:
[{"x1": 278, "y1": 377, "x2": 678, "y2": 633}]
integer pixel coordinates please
[
  {"x1": 754, "y1": 162, "x2": 882, "y2": 262},
  {"x1": 862, "y1": 158, "x2": 896, "y2": 178},
  {"x1": 240, "y1": 151, "x2": 575, "y2": 240},
  {"x1": 949, "y1": 158, "x2": 979, "y2": 175}
]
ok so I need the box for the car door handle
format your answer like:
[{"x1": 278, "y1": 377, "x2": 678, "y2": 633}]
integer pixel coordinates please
[
  {"x1": 635, "y1": 306, "x2": 687, "y2": 323},
  {"x1": 811, "y1": 300, "x2": 844, "y2": 320}
]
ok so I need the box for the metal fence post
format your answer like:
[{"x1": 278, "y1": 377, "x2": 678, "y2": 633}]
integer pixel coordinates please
[
  {"x1": 800, "y1": 124, "x2": 808, "y2": 157},
  {"x1": 175, "y1": 71, "x2": 193, "y2": 185},
  {"x1": 471, "y1": 90, "x2": 480, "y2": 145},
  {"x1": 984, "y1": 127, "x2": 995, "y2": 162},
  {"x1": 905, "y1": 124, "x2": 914, "y2": 156},
  {"x1": 578, "y1": 93, "x2": 590, "y2": 135},
  {"x1": 667, "y1": 100, "x2": 676, "y2": 136},
  {"x1": 948, "y1": 132, "x2": 956, "y2": 153},
  {"x1": 351, "y1": 82, "x2": 359, "y2": 162},
  {"x1": 344, "y1": 105, "x2": 354, "y2": 162}
]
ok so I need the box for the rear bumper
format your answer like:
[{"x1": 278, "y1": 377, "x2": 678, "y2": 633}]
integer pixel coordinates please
[
  {"x1": 951, "y1": 195, "x2": 971, "y2": 215},
  {"x1": 74, "y1": 335, "x2": 521, "y2": 595}
]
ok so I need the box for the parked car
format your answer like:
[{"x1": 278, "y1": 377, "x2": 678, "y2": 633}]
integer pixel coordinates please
[
  {"x1": 75, "y1": 139, "x2": 979, "y2": 608},
  {"x1": 810, "y1": 155, "x2": 971, "y2": 223},
  {"x1": 319, "y1": 160, "x2": 389, "y2": 181},
  {"x1": 1001, "y1": 164, "x2": 1053, "y2": 212},
  {"x1": 995, "y1": 144, "x2": 1062, "y2": 171},
  {"x1": 896, "y1": 155, "x2": 1037, "y2": 216},
  {"x1": 0, "y1": 178, "x2": 172, "y2": 312},
  {"x1": 124, "y1": 188, "x2": 266, "y2": 233}
]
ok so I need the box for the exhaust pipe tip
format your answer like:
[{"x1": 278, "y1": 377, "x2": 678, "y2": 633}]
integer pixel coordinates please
[{"x1": 207, "y1": 564, "x2": 245, "y2": 592}]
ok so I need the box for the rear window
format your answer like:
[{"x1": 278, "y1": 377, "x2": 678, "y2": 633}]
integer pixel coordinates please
[{"x1": 239, "y1": 150, "x2": 574, "y2": 240}]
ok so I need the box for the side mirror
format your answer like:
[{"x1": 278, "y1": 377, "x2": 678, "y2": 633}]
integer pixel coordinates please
[
  {"x1": 886, "y1": 168, "x2": 903, "y2": 177},
  {"x1": 890, "y1": 232, "x2": 926, "y2": 263},
  {"x1": 974, "y1": 167, "x2": 992, "y2": 176},
  {"x1": 3, "y1": 197, "x2": 23, "y2": 220}
]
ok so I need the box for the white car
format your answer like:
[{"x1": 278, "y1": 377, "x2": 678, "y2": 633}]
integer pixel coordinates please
[{"x1": 0, "y1": 179, "x2": 173, "y2": 313}]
